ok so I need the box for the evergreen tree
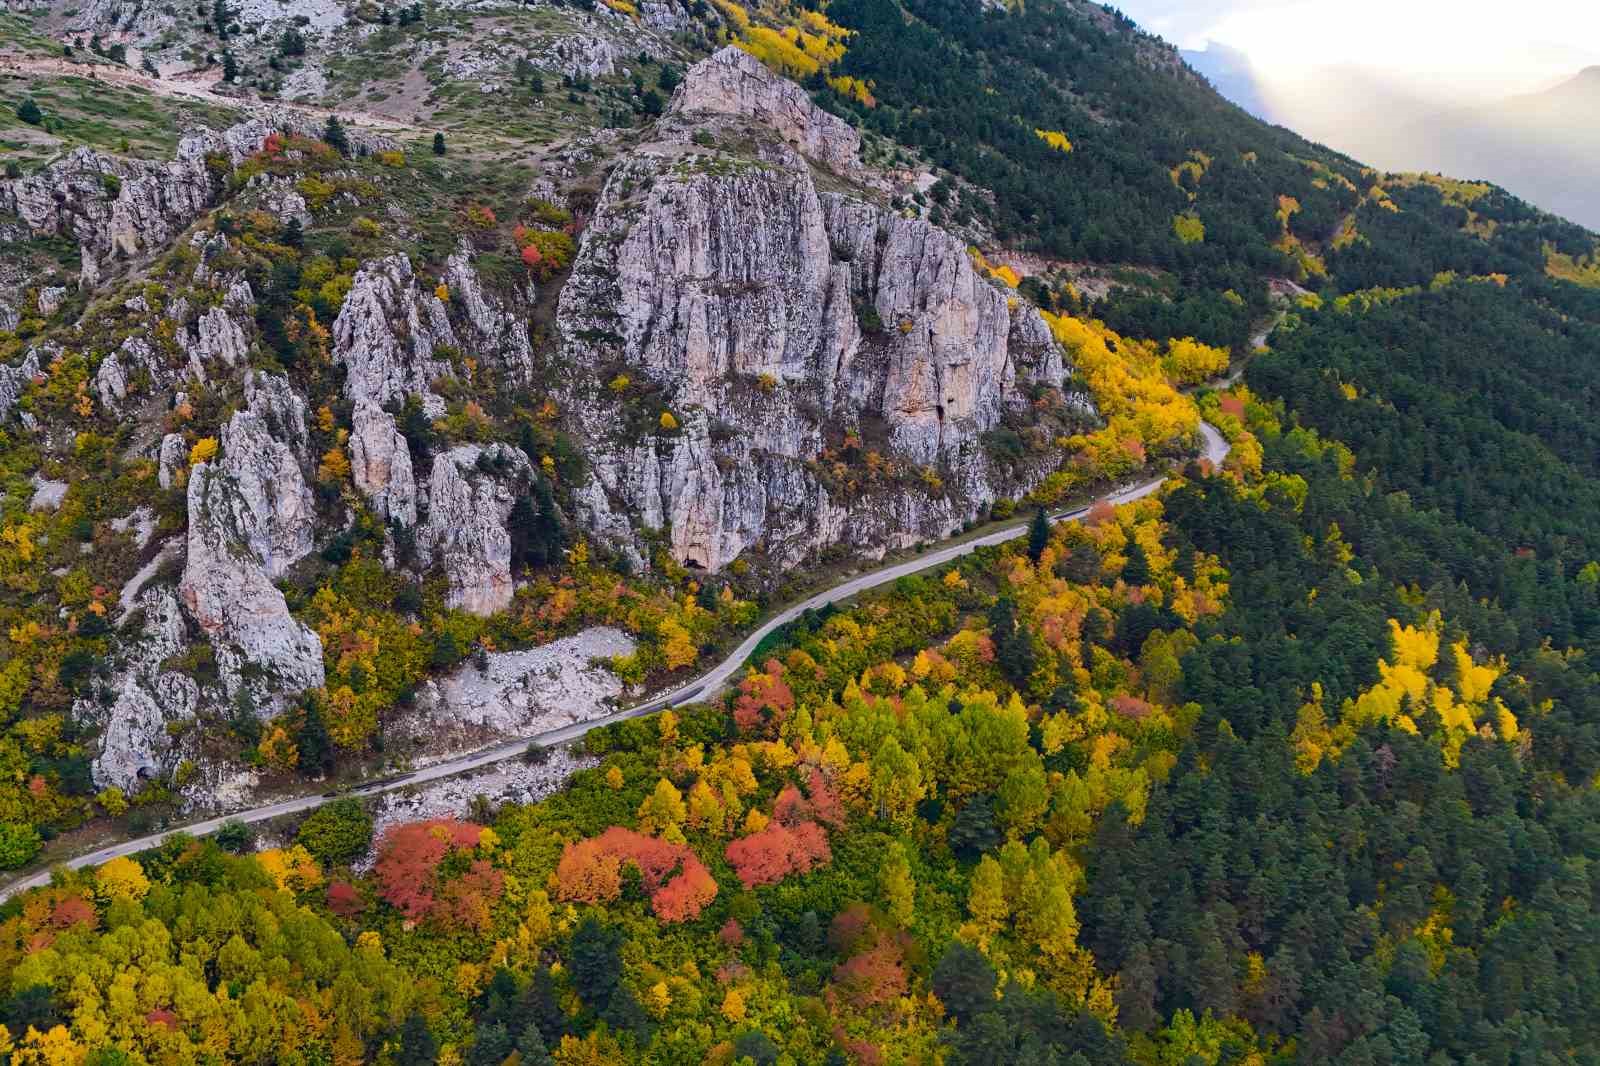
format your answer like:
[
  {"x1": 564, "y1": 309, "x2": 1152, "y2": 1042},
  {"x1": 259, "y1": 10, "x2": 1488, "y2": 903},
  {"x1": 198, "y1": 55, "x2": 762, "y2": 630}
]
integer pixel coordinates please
[
  {"x1": 432, "y1": 131, "x2": 447, "y2": 156},
  {"x1": 569, "y1": 916, "x2": 622, "y2": 1012},
  {"x1": 15, "y1": 98, "x2": 42, "y2": 125},
  {"x1": 396, "y1": 1013, "x2": 438, "y2": 1065},
  {"x1": 516, "y1": 1025, "x2": 554, "y2": 1066},
  {"x1": 1122, "y1": 540, "x2": 1151, "y2": 585},
  {"x1": 1027, "y1": 506, "x2": 1051, "y2": 563},
  {"x1": 947, "y1": 795, "x2": 1001, "y2": 861},
  {"x1": 221, "y1": 50, "x2": 238, "y2": 83},
  {"x1": 521, "y1": 965, "x2": 567, "y2": 1045},
  {"x1": 988, "y1": 597, "x2": 1036, "y2": 689},
  {"x1": 323, "y1": 114, "x2": 351, "y2": 157},
  {"x1": 295, "y1": 701, "x2": 335, "y2": 777},
  {"x1": 932, "y1": 943, "x2": 997, "y2": 1023},
  {"x1": 530, "y1": 476, "x2": 565, "y2": 566},
  {"x1": 467, "y1": 1023, "x2": 511, "y2": 1066}
]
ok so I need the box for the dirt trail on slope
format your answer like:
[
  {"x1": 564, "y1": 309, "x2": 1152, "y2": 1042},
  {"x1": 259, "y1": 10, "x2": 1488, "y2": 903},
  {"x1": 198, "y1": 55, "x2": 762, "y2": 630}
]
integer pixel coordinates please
[{"x1": 0, "y1": 56, "x2": 416, "y2": 134}]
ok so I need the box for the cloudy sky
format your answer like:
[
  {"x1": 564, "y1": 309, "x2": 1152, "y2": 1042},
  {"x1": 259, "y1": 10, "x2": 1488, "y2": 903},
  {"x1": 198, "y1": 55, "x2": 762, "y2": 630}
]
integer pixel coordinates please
[{"x1": 1113, "y1": 0, "x2": 1600, "y2": 99}]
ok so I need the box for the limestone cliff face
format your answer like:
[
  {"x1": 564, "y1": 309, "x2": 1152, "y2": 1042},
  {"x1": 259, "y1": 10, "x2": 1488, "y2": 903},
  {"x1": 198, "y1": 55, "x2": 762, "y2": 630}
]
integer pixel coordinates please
[
  {"x1": 349, "y1": 402, "x2": 419, "y2": 528},
  {"x1": 332, "y1": 248, "x2": 544, "y2": 606},
  {"x1": 417, "y1": 444, "x2": 535, "y2": 617},
  {"x1": 559, "y1": 47, "x2": 1086, "y2": 573},
  {"x1": 85, "y1": 587, "x2": 202, "y2": 792},
  {"x1": 333, "y1": 254, "x2": 459, "y2": 416},
  {"x1": 178, "y1": 382, "x2": 324, "y2": 709}
]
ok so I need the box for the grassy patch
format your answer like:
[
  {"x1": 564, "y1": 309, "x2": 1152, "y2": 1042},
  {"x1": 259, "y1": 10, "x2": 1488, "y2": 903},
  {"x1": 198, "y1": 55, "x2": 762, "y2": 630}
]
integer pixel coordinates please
[{"x1": 0, "y1": 73, "x2": 239, "y2": 169}]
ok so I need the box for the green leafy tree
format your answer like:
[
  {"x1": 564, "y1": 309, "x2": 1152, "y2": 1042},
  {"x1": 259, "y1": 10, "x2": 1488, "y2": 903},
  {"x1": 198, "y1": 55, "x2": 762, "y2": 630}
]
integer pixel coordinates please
[
  {"x1": 432, "y1": 131, "x2": 447, "y2": 156},
  {"x1": 214, "y1": 819, "x2": 255, "y2": 854},
  {"x1": 296, "y1": 798, "x2": 374, "y2": 867},
  {"x1": 0, "y1": 823, "x2": 42, "y2": 869},
  {"x1": 880, "y1": 840, "x2": 916, "y2": 927}
]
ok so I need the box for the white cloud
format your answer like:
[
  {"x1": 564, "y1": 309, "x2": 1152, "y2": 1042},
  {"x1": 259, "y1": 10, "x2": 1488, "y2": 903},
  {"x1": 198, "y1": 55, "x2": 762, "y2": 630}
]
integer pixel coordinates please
[{"x1": 1116, "y1": 0, "x2": 1600, "y2": 97}]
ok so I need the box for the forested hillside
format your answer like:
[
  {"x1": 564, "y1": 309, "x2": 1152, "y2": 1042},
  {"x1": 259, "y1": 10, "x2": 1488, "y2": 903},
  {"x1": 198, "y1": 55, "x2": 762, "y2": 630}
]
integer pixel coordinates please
[{"x1": 2, "y1": 0, "x2": 1600, "y2": 1062}]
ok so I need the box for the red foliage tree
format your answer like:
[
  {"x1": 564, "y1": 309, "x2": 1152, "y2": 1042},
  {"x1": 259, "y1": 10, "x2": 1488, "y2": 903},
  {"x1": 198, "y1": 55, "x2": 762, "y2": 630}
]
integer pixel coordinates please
[
  {"x1": 373, "y1": 818, "x2": 486, "y2": 922},
  {"x1": 1111, "y1": 693, "x2": 1154, "y2": 720},
  {"x1": 724, "y1": 819, "x2": 831, "y2": 889},
  {"x1": 553, "y1": 837, "x2": 623, "y2": 904},
  {"x1": 733, "y1": 659, "x2": 796, "y2": 736},
  {"x1": 651, "y1": 857, "x2": 717, "y2": 922},
  {"x1": 832, "y1": 942, "x2": 908, "y2": 1010},
  {"x1": 828, "y1": 902, "x2": 876, "y2": 956},
  {"x1": 46, "y1": 896, "x2": 96, "y2": 931},
  {"x1": 772, "y1": 785, "x2": 808, "y2": 826},
  {"x1": 443, "y1": 859, "x2": 506, "y2": 931},
  {"x1": 326, "y1": 881, "x2": 364, "y2": 919}
]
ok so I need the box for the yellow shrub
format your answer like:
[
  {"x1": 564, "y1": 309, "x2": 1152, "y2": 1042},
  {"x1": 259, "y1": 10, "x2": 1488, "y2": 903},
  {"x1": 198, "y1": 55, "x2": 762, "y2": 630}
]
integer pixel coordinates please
[
  {"x1": 1034, "y1": 128, "x2": 1073, "y2": 153},
  {"x1": 189, "y1": 437, "x2": 219, "y2": 466}
]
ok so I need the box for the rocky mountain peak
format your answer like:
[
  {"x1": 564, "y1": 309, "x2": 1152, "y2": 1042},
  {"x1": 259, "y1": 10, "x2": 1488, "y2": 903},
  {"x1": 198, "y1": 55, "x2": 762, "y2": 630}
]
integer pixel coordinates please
[{"x1": 669, "y1": 46, "x2": 863, "y2": 173}]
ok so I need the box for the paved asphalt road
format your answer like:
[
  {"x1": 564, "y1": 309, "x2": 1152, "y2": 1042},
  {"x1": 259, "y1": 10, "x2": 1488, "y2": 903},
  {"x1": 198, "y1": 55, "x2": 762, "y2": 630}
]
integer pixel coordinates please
[{"x1": 0, "y1": 422, "x2": 1229, "y2": 900}]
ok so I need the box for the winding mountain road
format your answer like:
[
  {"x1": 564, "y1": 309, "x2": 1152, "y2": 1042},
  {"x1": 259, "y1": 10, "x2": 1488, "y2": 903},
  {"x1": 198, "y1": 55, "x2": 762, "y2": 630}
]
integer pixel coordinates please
[{"x1": 0, "y1": 422, "x2": 1229, "y2": 900}]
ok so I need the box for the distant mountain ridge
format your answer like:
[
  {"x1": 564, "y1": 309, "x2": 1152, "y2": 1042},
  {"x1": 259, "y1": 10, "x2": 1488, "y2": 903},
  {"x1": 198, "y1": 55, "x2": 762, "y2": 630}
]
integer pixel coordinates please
[
  {"x1": 1180, "y1": 41, "x2": 1274, "y2": 123},
  {"x1": 1181, "y1": 50, "x2": 1600, "y2": 230}
]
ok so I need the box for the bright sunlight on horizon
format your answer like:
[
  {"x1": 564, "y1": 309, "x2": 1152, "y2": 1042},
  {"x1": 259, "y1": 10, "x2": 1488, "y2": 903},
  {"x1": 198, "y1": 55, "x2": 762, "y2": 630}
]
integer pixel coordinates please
[{"x1": 1117, "y1": 0, "x2": 1600, "y2": 100}]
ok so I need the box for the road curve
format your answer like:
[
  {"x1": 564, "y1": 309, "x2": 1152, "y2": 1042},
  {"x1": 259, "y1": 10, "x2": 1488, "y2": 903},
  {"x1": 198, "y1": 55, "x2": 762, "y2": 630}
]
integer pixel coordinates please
[{"x1": 0, "y1": 422, "x2": 1229, "y2": 900}]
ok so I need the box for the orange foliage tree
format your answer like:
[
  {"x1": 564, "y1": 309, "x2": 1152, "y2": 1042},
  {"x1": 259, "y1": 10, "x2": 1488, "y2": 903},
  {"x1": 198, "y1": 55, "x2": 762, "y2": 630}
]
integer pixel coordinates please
[
  {"x1": 724, "y1": 820, "x2": 831, "y2": 889},
  {"x1": 554, "y1": 827, "x2": 718, "y2": 922}
]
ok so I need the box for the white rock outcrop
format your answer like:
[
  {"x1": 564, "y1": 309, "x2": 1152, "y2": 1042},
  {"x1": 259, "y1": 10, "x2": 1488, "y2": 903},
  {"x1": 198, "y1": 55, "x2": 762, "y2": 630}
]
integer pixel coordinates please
[
  {"x1": 559, "y1": 49, "x2": 1087, "y2": 573},
  {"x1": 443, "y1": 248, "x2": 536, "y2": 386},
  {"x1": 158, "y1": 432, "x2": 187, "y2": 490},
  {"x1": 0, "y1": 350, "x2": 41, "y2": 424},
  {"x1": 411, "y1": 626, "x2": 635, "y2": 734},
  {"x1": 183, "y1": 304, "x2": 251, "y2": 378},
  {"x1": 178, "y1": 385, "x2": 323, "y2": 708},
  {"x1": 349, "y1": 402, "x2": 418, "y2": 527},
  {"x1": 332, "y1": 254, "x2": 457, "y2": 413},
  {"x1": 89, "y1": 586, "x2": 202, "y2": 792},
  {"x1": 0, "y1": 116, "x2": 398, "y2": 286},
  {"x1": 668, "y1": 46, "x2": 862, "y2": 174},
  {"x1": 417, "y1": 443, "x2": 534, "y2": 616}
]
